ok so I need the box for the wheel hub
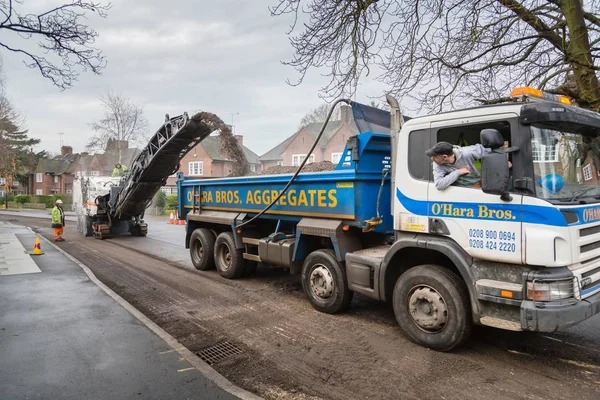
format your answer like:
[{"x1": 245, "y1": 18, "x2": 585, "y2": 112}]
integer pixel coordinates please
[
  {"x1": 408, "y1": 285, "x2": 448, "y2": 332},
  {"x1": 219, "y1": 244, "x2": 232, "y2": 270},
  {"x1": 310, "y1": 265, "x2": 334, "y2": 299}
]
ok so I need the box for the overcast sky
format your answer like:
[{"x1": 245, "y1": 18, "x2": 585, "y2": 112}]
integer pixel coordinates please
[{"x1": 1, "y1": 0, "x2": 394, "y2": 157}]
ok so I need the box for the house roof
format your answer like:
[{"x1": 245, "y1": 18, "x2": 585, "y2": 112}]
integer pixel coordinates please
[
  {"x1": 259, "y1": 120, "x2": 359, "y2": 161},
  {"x1": 200, "y1": 136, "x2": 260, "y2": 164}
]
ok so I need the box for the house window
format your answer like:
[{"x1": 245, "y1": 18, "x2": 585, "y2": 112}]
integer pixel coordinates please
[
  {"x1": 250, "y1": 164, "x2": 256, "y2": 172},
  {"x1": 277, "y1": 161, "x2": 283, "y2": 166},
  {"x1": 91, "y1": 171, "x2": 100, "y2": 176},
  {"x1": 54, "y1": 176, "x2": 59, "y2": 183},
  {"x1": 36, "y1": 189, "x2": 43, "y2": 195},
  {"x1": 583, "y1": 164, "x2": 593, "y2": 181},
  {"x1": 532, "y1": 140, "x2": 558, "y2": 163},
  {"x1": 36, "y1": 173, "x2": 43, "y2": 183},
  {"x1": 292, "y1": 154, "x2": 315, "y2": 167},
  {"x1": 0, "y1": 177, "x2": 5, "y2": 185},
  {"x1": 189, "y1": 161, "x2": 203, "y2": 176},
  {"x1": 66, "y1": 189, "x2": 72, "y2": 194},
  {"x1": 331, "y1": 152, "x2": 343, "y2": 164}
]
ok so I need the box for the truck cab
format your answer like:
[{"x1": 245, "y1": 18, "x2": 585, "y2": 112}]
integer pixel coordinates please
[{"x1": 384, "y1": 89, "x2": 600, "y2": 348}]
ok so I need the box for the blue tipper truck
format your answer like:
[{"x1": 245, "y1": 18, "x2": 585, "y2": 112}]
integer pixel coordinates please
[{"x1": 178, "y1": 92, "x2": 600, "y2": 351}]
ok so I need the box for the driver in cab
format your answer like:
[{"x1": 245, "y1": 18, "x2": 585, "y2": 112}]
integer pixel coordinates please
[{"x1": 426, "y1": 141, "x2": 490, "y2": 190}]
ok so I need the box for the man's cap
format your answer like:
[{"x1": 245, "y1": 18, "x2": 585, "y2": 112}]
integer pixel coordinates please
[
  {"x1": 56, "y1": 199, "x2": 63, "y2": 204},
  {"x1": 426, "y1": 141, "x2": 454, "y2": 157}
]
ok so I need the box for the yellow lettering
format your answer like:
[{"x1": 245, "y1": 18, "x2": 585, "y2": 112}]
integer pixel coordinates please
[
  {"x1": 288, "y1": 190, "x2": 297, "y2": 206},
  {"x1": 263, "y1": 190, "x2": 271, "y2": 204},
  {"x1": 442, "y1": 204, "x2": 453, "y2": 215},
  {"x1": 307, "y1": 190, "x2": 317, "y2": 207},
  {"x1": 206, "y1": 191, "x2": 213, "y2": 203},
  {"x1": 328, "y1": 189, "x2": 337, "y2": 208},
  {"x1": 431, "y1": 203, "x2": 441, "y2": 215},
  {"x1": 227, "y1": 191, "x2": 234, "y2": 203},
  {"x1": 505, "y1": 210, "x2": 513, "y2": 219},
  {"x1": 234, "y1": 191, "x2": 240, "y2": 204},
  {"x1": 317, "y1": 190, "x2": 327, "y2": 207},
  {"x1": 272, "y1": 190, "x2": 279, "y2": 205},
  {"x1": 466, "y1": 208, "x2": 474, "y2": 217},
  {"x1": 298, "y1": 191, "x2": 308, "y2": 207},
  {"x1": 253, "y1": 190, "x2": 261, "y2": 205},
  {"x1": 478, "y1": 205, "x2": 489, "y2": 218},
  {"x1": 246, "y1": 191, "x2": 253, "y2": 204},
  {"x1": 279, "y1": 191, "x2": 287, "y2": 206}
]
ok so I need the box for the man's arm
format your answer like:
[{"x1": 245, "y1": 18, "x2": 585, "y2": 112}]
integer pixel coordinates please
[
  {"x1": 433, "y1": 165, "x2": 463, "y2": 190},
  {"x1": 463, "y1": 143, "x2": 491, "y2": 160}
]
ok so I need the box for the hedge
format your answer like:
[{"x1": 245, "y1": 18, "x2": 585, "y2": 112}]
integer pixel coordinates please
[{"x1": 15, "y1": 195, "x2": 31, "y2": 204}]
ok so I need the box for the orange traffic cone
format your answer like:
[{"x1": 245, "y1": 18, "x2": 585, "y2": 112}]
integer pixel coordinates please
[
  {"x1": 169, "y1": 212, "x2": 174, "y2": 224},
  {"x1": 178, "y1": 219, "x2": 185, "y2": 225},
  {"x1": 28, "y1": 236, "x2": 44, "y2": 255}
]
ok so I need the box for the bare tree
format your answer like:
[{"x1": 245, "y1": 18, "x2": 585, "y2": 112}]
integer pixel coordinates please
[
  {"x1": 87, "y1": 90, "x2": 149, "y2": 162},
  {"x1": 0, "y1": 0, "x2": 110, "y2": 90},
  {"x1": 271, "y1": 0, "x2": 600, "y2": 111},
  {"x1": 299, "y1": 103, "x2": 341, "y2": 128}
]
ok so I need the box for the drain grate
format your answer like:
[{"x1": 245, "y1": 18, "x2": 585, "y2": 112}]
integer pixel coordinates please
[{"x1": 197, "y1": 341, "x2": 243, "y2": 365}]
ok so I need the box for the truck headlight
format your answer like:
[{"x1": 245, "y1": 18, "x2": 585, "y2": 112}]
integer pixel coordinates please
[{"x1": 526, "y1": 279, "x2": 575, "y2": 301}]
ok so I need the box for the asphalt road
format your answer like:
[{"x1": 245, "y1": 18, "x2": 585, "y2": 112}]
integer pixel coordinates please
[
  {"x1": 0, "y1": 222, "x2": 241, "y2": 400},
  {"x1": 2, "y1": 212, "x2": 600, "y2": 400}
]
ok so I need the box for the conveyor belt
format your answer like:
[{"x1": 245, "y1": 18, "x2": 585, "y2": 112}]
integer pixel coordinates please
[{"x1": 111, "y1": 112, "x2": 222, "y2": 218}]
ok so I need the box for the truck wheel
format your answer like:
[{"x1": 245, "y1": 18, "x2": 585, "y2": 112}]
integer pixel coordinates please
[
  {"x1": 214, "y1": 232, "x2": 245, "y2": 279},
  {"x1": 190, "y1": 228, "x2": 215, "y2": 271},
  {"x1": 392, "y1": 265, "x2": 472, "y2": 351},
  {"x1": 301, "y1": 249, "x2": 353, "y2": 314}
]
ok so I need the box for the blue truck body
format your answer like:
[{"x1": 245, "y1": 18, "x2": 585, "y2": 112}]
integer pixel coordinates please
[{"x1": 177, "y1": 132, "x2": 394, "y2": 234}]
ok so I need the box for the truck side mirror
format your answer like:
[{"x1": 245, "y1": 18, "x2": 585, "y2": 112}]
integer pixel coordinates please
[
  {"x1": 480, "y1": 128, "x2": 512, "y2": 202},
  {"x1": 481, "y1": 153, "x2": 511, "y2": 201}
]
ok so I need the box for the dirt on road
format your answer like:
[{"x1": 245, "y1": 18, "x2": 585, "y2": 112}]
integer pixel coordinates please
[{"x1": 9, "y1": 215, "x2": 600, "y2": 400}]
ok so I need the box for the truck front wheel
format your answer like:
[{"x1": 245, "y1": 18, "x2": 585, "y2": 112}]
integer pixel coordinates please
[
  {"x1": 214, "y1": 232, "x2": 245, "y2": 279},
  {"x1": 301, "y1": 249, "x2": 353, "y2": 314},
  {"x1": 190, "y1": 228, "x2": 215, "y2": 271},
  {"x1": 392, "y1": 265, "x2": 472, "y2": 351}
]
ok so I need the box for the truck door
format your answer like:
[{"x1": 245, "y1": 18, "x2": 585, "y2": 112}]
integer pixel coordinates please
[{"x1": 427, "y1": 114, "x2": 523, "y2": 264}]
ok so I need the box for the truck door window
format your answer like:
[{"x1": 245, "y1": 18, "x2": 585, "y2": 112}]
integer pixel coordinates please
[
  {"x1": 408, "y1": 129, "x2": 429, "y2": 180},
  {"x1": 434, "y1": 121, "x2": 512, "y2": 188}
]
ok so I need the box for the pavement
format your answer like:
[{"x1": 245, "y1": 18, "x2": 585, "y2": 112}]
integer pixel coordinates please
[{"x1": 0, "y1": 221, "x2": 253, "y2": 400}]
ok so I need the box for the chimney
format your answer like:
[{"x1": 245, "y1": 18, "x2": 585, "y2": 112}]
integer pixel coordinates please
[
  {"x1": 340, "y1": 105, "x2": 353, "y2": 124},
  {"x1": 80, "y1": 152, "x2": 89, "y2": 156},
  {"x1": 235, "y1": 135, "x2": 243, "y2": 147},
  {"x1": 61, "y1": 146, "x2": 73, "y2": 157}
]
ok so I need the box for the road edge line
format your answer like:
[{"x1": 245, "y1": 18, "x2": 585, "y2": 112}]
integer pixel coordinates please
[{"x1": 34, "y1": 229, "x2": 262, "y2": 400}]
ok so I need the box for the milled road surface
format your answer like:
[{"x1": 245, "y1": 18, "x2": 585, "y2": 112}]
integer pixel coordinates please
[{"x1": 5, "y1": 214, "x2": 600, "y2": 400}]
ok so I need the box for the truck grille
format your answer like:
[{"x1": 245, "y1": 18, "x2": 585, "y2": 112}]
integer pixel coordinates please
[{"x1": 576, "y1": 222, "x2": 600, "y2": 298}]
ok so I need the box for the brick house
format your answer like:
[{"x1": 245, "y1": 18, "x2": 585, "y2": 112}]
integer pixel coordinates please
[
  {"x1": 163, "y1": 135, "x2": 260, "y2": 194},
  {"x1": 83, "y1": 148, "x2": 140, "y2": 177},
  {"x1": 259, "y1": 105, "x2": 359, "y2": 170},
  {"x1": 32, "y1": 146, "x2": 81, "y2": 195}
]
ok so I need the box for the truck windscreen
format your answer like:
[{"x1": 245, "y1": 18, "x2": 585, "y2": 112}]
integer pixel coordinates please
[{"x1": 532, "y1": 124, "x2": 600, "y2": 204}]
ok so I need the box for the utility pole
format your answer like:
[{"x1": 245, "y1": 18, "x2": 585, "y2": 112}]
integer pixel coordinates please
[
  {"x1": 228, "y1": 112, "x2": 239, "y2": 134},
  {"x1": 57, "y1": 132, "x2": 64, "y2": 150}
]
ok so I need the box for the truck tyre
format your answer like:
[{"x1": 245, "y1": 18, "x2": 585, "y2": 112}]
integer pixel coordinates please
[
  {"x1": 190, "y1": 228, "x2": 215, "y2": 271},
  {"x1": 214, "y1": 232, "x2": 245, "y2": 279},
  {"x1": 301, "y1": 249, "x2": 353, "y2": 314},
  {"x1": 392, "y1": 265, "x2": 472, "y2": 352}
]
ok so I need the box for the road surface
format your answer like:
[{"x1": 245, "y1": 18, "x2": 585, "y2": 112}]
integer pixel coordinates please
[{"x1": 3, "y1": 212, "x2": 600, "y2": 400}]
